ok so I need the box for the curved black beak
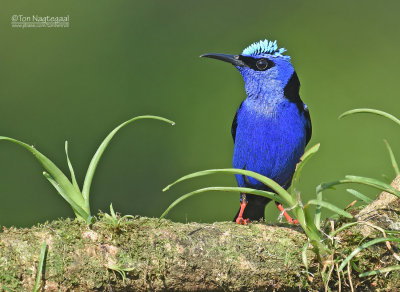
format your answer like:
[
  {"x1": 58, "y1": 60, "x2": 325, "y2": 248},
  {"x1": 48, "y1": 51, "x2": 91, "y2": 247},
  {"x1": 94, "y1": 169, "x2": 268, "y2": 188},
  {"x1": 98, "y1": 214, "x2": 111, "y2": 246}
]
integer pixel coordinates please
[{"x1": 200, "y1": 53, "x2": 246, "y2": 67}]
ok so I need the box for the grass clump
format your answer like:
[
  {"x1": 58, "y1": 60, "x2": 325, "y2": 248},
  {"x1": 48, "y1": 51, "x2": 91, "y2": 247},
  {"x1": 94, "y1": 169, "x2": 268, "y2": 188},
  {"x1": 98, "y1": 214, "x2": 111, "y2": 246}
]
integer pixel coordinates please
[{"x1": 0, "y1": 115, "x2": 174, "y2": 224}]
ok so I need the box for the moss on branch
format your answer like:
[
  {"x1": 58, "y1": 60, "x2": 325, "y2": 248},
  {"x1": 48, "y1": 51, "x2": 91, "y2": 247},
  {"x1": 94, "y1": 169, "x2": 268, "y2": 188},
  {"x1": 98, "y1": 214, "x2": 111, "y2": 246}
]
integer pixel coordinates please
[
  {"x1": 3, "y1": 177, "x2": 400, "y2": 291},
  {"x1": 1, "y1": 215, "x2": 316, "y2": 291}
]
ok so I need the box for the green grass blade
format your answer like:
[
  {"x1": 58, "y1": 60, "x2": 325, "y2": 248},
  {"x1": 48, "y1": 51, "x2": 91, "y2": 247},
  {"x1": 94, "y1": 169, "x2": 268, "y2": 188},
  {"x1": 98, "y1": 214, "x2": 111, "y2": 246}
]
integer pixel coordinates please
[
  {"x1": 160, "y1": 186, "x2": 284, "y2": 219},
  {"x1": 43, "y1": 172, "x2": 90, "y2": 222},
  {"x1": 302, "y1": 203, "x2": 321, "y2": 248},
  {"x1": 302, "y1": 241, "x2": 309, "y2": 271},
  {"x1": 345, "y1": 175, "x2": 400, "y2": 196},
  {"x1": 303, "y1": 203, "x2": 315, "y2": 229},
  {"x1": 110, "y1": 203, "x2": 117, "y2": 219},
  {"x1": 346, "y1": 189, "x2": 373, "y2": 204},
  {"x1": 0, "y1": 136, "x2": 85, "y2": 209},
  {"x1": 339, "y1": 237, "x2": 400, "y2": 272},
  {"x1": 117, "y1": 270, "x2": 126, "y2": 283},
  {"x1": 306, "y1": 199, "x2": 353, "y2": 218},
  {"x1": 314, "y1": 190, "x2": 323, "y2": 230},
  {"x1": 350, "y1": 261, "x2": 363, "y2": 273},
  {"x1": 33, "y1": 242, "x2": 47, "y2": 292},
  {"x1": 339, "y1": 108, "x2": 400, "y2": 127},
  {"x1": 163, "y1": 168, "x2": 294, "y2": 205},
  {"x1": 384, "y1": 139, "x2": 400, "y2": 176},
  {"x1": 121, "y1": 215, "x2": 135, "y2": 220},
  {"x1": 330, "y1": 222, "x2": 358, "y2": 237},
  {"x1": 317, "y1": 175, "x2": 400, "y2": 199},
  {"x1": 82, "y1": 115, "x2": 174, "y2": 203},
  {"x1": 65, "y1": 141, "x2": 80, "y2": 193},
  {"x1": 291, "y1": 143, "x2": 320, "y2": 197},
  {"x1": 359, "y1": 265, "x2": 400, "y2": 277}
]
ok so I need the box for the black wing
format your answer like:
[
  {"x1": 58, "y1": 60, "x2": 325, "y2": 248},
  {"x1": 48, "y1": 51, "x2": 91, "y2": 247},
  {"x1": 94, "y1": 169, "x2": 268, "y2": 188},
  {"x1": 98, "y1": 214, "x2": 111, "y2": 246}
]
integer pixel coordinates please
[
  {"x1": 304, "y1": 105, "x2": 312, "y2": 145},
  {"x1": 231, "y1": 101, "x2": 243, "y2": 142},
  {"x1": 283, "y1": 72, "x2": 312, "y2": 145}
]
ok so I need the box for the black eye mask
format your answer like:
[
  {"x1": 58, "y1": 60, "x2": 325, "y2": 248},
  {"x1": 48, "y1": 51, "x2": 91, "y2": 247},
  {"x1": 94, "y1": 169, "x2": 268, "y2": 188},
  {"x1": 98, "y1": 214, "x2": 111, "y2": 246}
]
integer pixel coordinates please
[{"x1": 238, "y1": 55, "x2": 275, "y2": 71}]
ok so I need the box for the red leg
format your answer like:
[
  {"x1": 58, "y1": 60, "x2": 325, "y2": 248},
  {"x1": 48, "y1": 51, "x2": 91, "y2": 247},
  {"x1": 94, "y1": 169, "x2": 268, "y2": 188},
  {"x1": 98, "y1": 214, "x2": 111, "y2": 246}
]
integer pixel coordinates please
[
  {"x1": 235, "y1": 194, "x2": 251, "y2": 225},
  {"x1": 275, "y1": 202, "x2": 299, "y2": 224}
]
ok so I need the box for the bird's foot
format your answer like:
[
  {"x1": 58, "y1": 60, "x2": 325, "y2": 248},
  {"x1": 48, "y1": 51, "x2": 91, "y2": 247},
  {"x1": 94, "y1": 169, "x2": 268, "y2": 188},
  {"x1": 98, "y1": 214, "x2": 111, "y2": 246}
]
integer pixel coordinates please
[
  {"x1": 275, "y1": 202, "x2": 299, "y2": 224},
  {"x1": 235, "y1": 217, "x2": 251, "y2": 225},
  {"x1": 287, "y1": 218, "x2": 299, "y2": 224},
  {"x1": 235, "y1": 194, "x2": 250, "y2": 225}
]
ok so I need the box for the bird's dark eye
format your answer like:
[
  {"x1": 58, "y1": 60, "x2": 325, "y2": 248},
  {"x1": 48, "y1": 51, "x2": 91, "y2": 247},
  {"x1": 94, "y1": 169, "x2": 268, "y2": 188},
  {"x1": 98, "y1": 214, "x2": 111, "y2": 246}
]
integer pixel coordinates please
[{"x1": 256, "y1": 58, "x2": 268, "y2": 70}]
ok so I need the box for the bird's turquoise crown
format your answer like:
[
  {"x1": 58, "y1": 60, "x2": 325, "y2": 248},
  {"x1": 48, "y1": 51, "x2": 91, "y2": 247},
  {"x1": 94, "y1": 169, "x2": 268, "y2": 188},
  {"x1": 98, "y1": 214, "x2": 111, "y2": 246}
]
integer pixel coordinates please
[{"x1": 242, "y1": 39, "x2": 290, "y2": 60}]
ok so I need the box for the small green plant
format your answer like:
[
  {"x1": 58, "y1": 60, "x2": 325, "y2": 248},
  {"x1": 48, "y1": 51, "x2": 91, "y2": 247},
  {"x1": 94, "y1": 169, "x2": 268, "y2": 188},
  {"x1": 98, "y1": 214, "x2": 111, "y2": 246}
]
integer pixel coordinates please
[
  {"x1": 107, "y1": 263, "x2": 134, "y2": 284},
  {"x1": 319, "y1": 108, "x2": 400, "y2": 279},
  {"x1": 0, "y1": 115, "x2": 174, "y2": 224},
  {"x1": 103, "y1": 203, "x2": 134, "y2": 231}
]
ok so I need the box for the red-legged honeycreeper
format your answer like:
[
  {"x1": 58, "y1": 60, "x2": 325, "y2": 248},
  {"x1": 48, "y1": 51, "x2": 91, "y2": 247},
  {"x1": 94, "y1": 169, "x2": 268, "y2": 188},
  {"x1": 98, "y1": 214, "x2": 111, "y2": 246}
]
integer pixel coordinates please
[{"x1": 201, "y1": 39, "x2": 311, "y2": 224}]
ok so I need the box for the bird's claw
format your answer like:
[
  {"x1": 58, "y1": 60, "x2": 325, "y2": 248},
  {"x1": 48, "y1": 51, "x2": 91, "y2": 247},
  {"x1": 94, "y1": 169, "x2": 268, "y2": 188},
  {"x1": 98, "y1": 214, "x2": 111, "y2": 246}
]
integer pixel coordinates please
[
  {"x1": 235, "y1": 217, "x2": 251, "y2": 225},
  {"x1": 235, "y1": 194, "x2": 250, "y2": 225}
]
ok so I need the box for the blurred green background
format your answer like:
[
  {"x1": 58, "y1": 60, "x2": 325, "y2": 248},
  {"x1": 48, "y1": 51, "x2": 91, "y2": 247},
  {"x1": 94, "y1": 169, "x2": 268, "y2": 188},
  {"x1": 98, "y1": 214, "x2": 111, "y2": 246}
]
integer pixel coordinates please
[{"x1": 1, "y1": 1, "x2": 400, "y2": 227}]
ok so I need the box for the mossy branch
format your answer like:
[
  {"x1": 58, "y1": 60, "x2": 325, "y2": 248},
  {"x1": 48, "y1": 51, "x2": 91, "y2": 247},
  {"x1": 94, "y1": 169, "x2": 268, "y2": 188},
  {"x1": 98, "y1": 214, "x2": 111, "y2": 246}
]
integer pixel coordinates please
[
  {"x1": 2, "y1": 176, "x2": 400, "y2": 291},
  {"x1": 0, "y1": 217, "x2": 315, "y2": 291}
]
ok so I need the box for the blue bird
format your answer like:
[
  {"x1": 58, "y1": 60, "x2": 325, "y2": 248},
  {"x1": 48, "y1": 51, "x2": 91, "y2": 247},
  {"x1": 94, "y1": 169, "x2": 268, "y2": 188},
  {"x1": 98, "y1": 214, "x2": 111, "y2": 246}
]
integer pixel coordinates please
[{"x1": 201, "y1": 39, "x2": 311, "y2": 224}]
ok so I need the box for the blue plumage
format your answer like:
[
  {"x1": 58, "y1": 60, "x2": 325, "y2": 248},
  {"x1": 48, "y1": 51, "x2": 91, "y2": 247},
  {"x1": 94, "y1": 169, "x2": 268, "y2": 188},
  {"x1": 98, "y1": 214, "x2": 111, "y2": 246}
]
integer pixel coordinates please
[{"x1": 201, "y1": 39, "x2": 311, "y2": 222}]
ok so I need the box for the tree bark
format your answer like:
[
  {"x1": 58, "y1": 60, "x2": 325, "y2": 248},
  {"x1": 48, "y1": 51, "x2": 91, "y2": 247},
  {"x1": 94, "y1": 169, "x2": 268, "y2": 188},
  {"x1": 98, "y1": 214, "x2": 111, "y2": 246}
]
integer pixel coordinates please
[{"x1": 2, "y1": 177, "x2": 400, "y2": 291}]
